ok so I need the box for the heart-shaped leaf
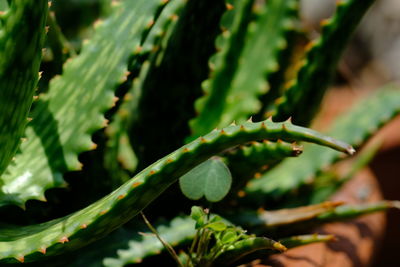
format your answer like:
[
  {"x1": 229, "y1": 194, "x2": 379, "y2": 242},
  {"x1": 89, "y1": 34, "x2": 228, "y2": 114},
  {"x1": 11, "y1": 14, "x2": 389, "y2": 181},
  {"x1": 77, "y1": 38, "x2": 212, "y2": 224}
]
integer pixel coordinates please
[{"x1": 179, "y1": 157, "x2": 232, "y2": 202}]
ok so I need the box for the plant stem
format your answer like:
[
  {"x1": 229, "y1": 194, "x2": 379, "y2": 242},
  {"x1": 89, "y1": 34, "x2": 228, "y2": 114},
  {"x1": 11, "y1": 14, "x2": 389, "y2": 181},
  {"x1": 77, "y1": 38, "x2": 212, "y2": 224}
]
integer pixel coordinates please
[{"x1": 140, "y1": 212, "x2": 184, "y2": 267}]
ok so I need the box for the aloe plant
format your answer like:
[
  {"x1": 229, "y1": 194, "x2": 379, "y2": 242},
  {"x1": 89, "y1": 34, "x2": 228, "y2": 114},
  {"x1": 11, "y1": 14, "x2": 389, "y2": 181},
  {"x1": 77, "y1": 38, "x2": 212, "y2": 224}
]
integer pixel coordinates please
[{"x1": 0, "y1": 0, "x2": 399, "y2": 266}]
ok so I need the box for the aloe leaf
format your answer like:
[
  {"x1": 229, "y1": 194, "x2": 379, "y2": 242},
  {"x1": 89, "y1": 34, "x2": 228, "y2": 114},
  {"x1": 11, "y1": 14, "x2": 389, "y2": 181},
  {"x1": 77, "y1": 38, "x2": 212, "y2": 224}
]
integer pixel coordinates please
[
  {"x1": 316, "y1": 201, "x2": 400, "y2": 222},
  {"x1": 225, "y1": 140, "x2": 302, "y2": 196},
  {"x1": 179, "y1": 157, "x2": 232, "y2": 202},
  {"x1": 104, "y1": 1, "x2": 184, "y2": 187},
  {"x1": 230, "y1": 201, "x2": 344, "y2": 230},
  {"x1": 39, "y1": 11, "x2": 76, "y2": 93},
  {"x1": 66, "y1": 217, "x2": 196, "y2": 267},
  {"x1": 272, "y1": 0, "x2": 375, "y2": 125},
  {"x1": 71, "y1": 210, "x2": 340, "y2": 266},
  {"x1": 188, "y1": 0, "x2": 255, "y2": 140},
  {"x1": 0, "y1": 0, "x2": 8, "y2": 14},
  {"x1": 0, "y1": 0, "x2": 48, "y2": 175},
  {"x1": 279, "y1": 234, "x2": 336, "y2": 249},
  {"x1": 0, "y1": 119, "x2": 352, "y2": 263},
  {"x1": 230, "y1": 234, "x2": 335, "y2": 265},
  {"x1": 128, "y1": 0, "x2": 226, "y2": 169},
  {"x1": 257, "y1": 30, "x2": 306, "y2": 119},
  {"x1": 190, "y1": 0, "x2": 298, "y2": 138},
  {"x1": 0, "y1": 0, "x2": 167, "y2": 207},
  {"x1": 246, "y1": 86, "x2": 400, "y2": 203},
  {"x1": 229, "y1": 201, "x2": 399, "y2": 237},
  {"x1": 212, "y1": 237, "x2": 286, "y2": 267}
]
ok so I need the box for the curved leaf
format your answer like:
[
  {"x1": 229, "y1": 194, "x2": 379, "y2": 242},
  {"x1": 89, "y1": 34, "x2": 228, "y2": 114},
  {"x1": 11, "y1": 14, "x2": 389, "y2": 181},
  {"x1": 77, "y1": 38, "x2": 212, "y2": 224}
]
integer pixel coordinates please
[{"x1": 0, "y1": 119, "x2": 352, "y2": 263}]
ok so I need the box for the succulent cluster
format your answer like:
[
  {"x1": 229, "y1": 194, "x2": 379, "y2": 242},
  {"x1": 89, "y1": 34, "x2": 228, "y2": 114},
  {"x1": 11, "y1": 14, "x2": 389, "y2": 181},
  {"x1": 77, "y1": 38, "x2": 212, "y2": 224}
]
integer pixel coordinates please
[{"x1": 0, "y1": 0, "x2": 399, "y2": 266}]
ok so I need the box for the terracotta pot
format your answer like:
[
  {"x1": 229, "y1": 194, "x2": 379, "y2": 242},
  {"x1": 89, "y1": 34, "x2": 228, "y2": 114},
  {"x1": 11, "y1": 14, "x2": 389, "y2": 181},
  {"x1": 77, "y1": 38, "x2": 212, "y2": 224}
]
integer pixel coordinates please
[{"x1": 245, "y1": 168, "x2": 386, "y2": 267}]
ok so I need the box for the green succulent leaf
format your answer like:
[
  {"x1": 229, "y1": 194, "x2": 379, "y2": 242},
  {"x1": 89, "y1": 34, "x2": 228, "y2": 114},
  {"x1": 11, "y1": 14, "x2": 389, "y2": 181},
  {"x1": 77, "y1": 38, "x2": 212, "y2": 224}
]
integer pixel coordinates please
[
  {"x1": 0, "y1": 0, "x2": 8, "y2": 14},
  {"x1": 271, "y1": 0, "x2": 376, "y2": 125},
  {"x1": 128, "y1": 0, "x2": 226, "y2": 169},
  {"x1": 280, "y1": 234, "x2": 336, "y2": 249},
  {"x1": 230, "y1": 201, "x2": 344, "y2": 230},
  {"x1": 225, "y1": 140, "x2": 302, "y2": 195},
  {"x1": 230, "y1": 201, "x2": 399, "y2": 237},
  {"x1": 0, "y1": 0, "x2": 167, "y2": 207},
  {"x1": 0, "y1": 119, "x2": 352, "y2": 263},
  {"x1": 0, "y1": 0, "x2": 48, "y2": 175},
  {"x1": 246, "y1": 85, "x2": 400, "y2": 203},
  {"x1": 212, "y1": 236, "x2": 286, "y2": 267},
  {"x1": 104, "y1": 0, "x2": 185, "y2": 187},
  {"x1": 74, "y1": 216, "x2": 196, "y2": 267},
  {"x1": 179, "y1": 157, "x2": 232, "y2": 202},
  {"x1": 190, "y1": 0, "x2": 298, "y2": 138},
  {"x1": 188, "y1": 0, "x2": 255, "y2": 139}
]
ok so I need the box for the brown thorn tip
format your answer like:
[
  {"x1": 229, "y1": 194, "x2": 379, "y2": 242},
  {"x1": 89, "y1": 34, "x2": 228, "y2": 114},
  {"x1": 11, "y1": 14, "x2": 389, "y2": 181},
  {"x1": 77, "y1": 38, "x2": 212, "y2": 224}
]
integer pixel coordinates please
[
  {"x1": 226, "y1": 3, "x2": 234, "y2": 10},
  {"x1": 39, "y1": 247, "x2": 47, "y2": 254},
  {"x1": 99, "y1": 209, "x2": 109, "y2": 215},
  {"x1": 171, "y1": 14, "x2": 179, "y2": 21},
  {"x1": 183, "y1": 147, "x2": 190, "y2": 153},
  {"x1": 200, "y1": 137, "x2": 207, "y2": 143},
  {"x1": 237, "y1": 190, "x2": 246, "y2": 198},
  {"x1": 166, "y1": 158, "x2": 174, "y2": 163},
  {"x1": 132, "y1": 181, "x2": 142, "y2": 188},
  {"x1": 149, "y1": 170, "x2": 156, "y2": 175},
  {"x1": 117, "y1": 194, "x2": 126, "y2": 200},
  {"x1": 240, "y1": 125, "x2": 245, "y2": 131},
  {"x1": 257, "y1": 207, "x2": 265, "y2": 213},
  {"x1": 147, "y1": 19, "x2": 155, "y2": 28},
  {"x1": 102, "y1": 119, "x2": 110, "y2": 127},
  {"x1": 59, "y1": 236, "x2": 69, "y2": 244},
  {"x1": 80, "y1": 223, "x2": 88, "y2": 229},
  {"x1": 261, "y1": 122, "x2": 267, "y2": 128},
  {"x1": 16, "y1": 256, "x2": 24, "y2": 263},
  {"x1": 135, "y1": 46, "x2": 143, "y2": 54},
  {"x1": 220, "y1": 129, "x2": 226, "y2": 135}
]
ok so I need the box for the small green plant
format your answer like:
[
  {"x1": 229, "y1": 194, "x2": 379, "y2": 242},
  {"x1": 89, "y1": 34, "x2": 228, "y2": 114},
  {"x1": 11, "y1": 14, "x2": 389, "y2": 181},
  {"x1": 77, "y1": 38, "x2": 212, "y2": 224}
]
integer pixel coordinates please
[
  {"x1": 0, "y1": 0, "x2": 399, "y2": 266},
  {"x1": 183, "y1": 206, "x2": 286, "y2": 267}
]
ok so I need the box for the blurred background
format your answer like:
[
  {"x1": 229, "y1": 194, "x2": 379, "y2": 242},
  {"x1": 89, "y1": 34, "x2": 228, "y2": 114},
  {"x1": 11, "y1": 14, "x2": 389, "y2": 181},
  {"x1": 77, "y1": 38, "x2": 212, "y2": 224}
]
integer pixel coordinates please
[{"x1": 302, "y1": 1, "x2": 400, "y2": 266}]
